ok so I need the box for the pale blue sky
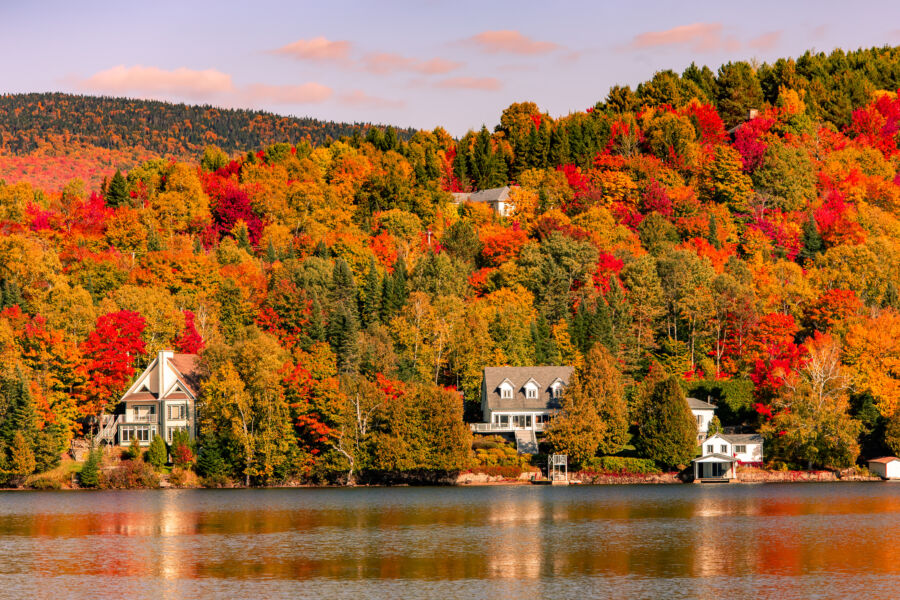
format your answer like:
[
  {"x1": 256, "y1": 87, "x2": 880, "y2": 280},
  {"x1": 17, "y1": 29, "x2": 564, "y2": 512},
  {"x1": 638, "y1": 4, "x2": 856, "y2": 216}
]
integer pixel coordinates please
[{"x1": 2, "y1": 0, "x2": 899, "y2": 135}]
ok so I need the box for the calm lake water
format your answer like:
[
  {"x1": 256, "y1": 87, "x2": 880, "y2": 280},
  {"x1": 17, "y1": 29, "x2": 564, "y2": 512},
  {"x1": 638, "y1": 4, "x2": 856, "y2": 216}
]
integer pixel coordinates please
[{"x1": 0, "y1": 484, "x2": 899, "y2": 599}]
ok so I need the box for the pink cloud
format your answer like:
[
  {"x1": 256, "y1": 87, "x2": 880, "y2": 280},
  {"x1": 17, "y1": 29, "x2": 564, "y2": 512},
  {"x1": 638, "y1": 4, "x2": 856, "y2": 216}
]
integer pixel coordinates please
[
  {"x1": 273, "y1": 37, "x2": 352, "y2": 61},
  {"x1": 437, "y1": 76, "x2": 502, "y2": 91},
  {"x1": 748, "y1": 31, "x2": 782, "y2": 52},
  {"x1": 362, "y1": 53, "x2": 462, "y2": 75},
  {"x1": 340, "y1": 90, "x2": 404, "y2": 109},
  {"x1": 630, "y1": 23, "x2": 729, "y2": 52},
  {"x1": 80, "y1": 65, "x2": 234, "y2": 98},
  {"x1": 243, "y1": 82, "x2": 333, "y2": 104},
  {"x1": 466, "y1": 30, "x2": 560, "y2": 55}
]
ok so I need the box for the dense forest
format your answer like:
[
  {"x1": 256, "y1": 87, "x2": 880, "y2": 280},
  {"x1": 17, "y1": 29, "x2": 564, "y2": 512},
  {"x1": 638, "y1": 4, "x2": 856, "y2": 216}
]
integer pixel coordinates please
[
  {"x1": 0, "y1": 93, "x2": 414, "y2": 192},
  {"x1": 3, "y1": 45, "x2": 900, "y2": 486}
]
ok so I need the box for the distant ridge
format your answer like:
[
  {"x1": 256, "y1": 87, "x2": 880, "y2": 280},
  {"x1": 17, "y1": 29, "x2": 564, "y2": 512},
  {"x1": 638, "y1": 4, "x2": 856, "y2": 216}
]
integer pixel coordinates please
[{"x1": 0, "y1": 92, "x2": 416, "y2": 158}]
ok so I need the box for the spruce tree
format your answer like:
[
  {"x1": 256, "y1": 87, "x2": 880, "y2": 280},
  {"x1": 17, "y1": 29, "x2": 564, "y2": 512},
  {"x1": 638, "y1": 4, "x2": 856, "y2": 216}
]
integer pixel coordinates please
[
  {"x1": 531, "y1": 314, "x2": 558, "y2": 365},
  {"x1": 147, "y1": 434, "x2": 167, "y2": 468},
  {"x1": 635, "y1": 376, "x2": 697, "y2": 468},
  {"x1": 197, "y1": 436, "x2": 228, "y2": 484},
  {"x1": 360, "y1": 258, "x2": 381, "y2": 327},
  {"x1": 305, "y1": 294, "x2": 326, "y2": 346},
  {"x1": 707, "y1": 213, "x2": 721, "y2": 249},
  {"x1": 331, "y1": 259, "x2": 358, "y2": 319},
  {"x1": 106, "y1": 170, "x2": 129, "y2": 207},
  {"x1": 127, "y1": 435, "x2": 143, "y2": 461},
  {"x1": 581, "y1": 345, "x2": 629, "y2": 455},
  {"x1": 327, "y1": 303, "x2": 359, "y2": 373},
  {"x1": 79, "y1": 450, "x2": 102, "y2": 488},
  {"x1": 8, "y1": 431, "x2": 35, "y2": 483},
  {"x1": 266, "y1": 240, "x2": 278, "y2": 263},
  {"x1": 799, "y1": 213, "x2": 823, "y2": 263}
]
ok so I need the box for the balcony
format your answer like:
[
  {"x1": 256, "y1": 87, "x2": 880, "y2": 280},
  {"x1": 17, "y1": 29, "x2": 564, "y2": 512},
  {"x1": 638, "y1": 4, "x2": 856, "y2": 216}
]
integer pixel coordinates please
[
  {"x1": 129, "y1": 414, "x2": 157, "y2": 424},
  {"x1": 470, "y1": 421, "x2": 546, "y2": 433}
]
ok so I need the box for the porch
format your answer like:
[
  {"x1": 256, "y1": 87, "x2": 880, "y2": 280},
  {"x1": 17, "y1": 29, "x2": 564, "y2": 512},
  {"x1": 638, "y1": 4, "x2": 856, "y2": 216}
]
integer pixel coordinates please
[
  {"x1": 692, "y1": 454, "x2": 737, "y2": 483},
  {"x1": 471, "y1": 411, "x2": 550, "y2": 433}
]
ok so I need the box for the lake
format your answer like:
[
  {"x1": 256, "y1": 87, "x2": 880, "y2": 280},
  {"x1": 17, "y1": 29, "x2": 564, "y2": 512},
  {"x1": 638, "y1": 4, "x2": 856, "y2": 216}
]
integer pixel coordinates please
[{"x1": 0, "y1": 483, "x2": 898, "y2": 599}]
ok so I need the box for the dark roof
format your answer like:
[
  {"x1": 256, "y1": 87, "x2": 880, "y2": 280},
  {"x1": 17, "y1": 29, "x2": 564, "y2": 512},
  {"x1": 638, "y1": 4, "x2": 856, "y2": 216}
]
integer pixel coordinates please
[
  {"x1": 483, "y1": 366, "x2": 573, "y2": 411},
  {"x1": 168, "y1": 354, "x2": 202, "y2": 396},
  {"x1": 451, "y1": 186, "x2": 514, "y2": 204},
  {"x1": 687, "y1": 397, "x2": 716, "y2": 410}
]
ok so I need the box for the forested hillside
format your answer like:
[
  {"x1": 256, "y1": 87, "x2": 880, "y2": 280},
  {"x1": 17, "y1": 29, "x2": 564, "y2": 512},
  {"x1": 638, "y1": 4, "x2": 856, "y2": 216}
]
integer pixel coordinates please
[
  {"x1": 0, "y1": 93, "x2": 414, "y2": 191},
  {"x1": 3, "y1": 45, "x2": 900, "y2": 485}
]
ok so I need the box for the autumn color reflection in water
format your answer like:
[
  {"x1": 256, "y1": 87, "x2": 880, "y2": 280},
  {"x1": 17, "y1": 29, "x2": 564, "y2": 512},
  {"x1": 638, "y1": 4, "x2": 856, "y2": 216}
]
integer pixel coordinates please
[{"x1": 1, "y1": 484, "x2": 900, "y2": 599}]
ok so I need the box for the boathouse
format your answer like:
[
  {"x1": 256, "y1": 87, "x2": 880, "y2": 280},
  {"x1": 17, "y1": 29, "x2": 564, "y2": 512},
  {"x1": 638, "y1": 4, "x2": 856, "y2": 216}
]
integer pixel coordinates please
[{"x1": 868, "y1": 457, "x2": 900, "y2": 480}]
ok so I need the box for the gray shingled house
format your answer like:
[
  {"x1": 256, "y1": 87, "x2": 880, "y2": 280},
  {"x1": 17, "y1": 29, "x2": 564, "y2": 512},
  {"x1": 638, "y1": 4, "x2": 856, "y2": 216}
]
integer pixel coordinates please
[
  {"x1": 451, "y1": 186, "x2": 517, "y2": 217},
  {"x1": 474, "y1": 366, "x2": 573, "y2": 432}
]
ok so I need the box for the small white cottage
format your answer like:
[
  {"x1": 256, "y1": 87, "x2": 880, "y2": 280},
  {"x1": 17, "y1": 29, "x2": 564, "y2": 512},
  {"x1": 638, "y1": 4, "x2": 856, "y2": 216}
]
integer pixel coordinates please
[
  {"x1": 868, "y1": 457, "x2": 900, "y2": 480},
  {"x1": 701, "y1": 433, "x2": 764, "y2": 465},
  {"x1": 687, "y1": 397, "x2": 716, "y2": 442},
  {"x1": 451, "y1": 186, "x2": 518, "y2": 217}
]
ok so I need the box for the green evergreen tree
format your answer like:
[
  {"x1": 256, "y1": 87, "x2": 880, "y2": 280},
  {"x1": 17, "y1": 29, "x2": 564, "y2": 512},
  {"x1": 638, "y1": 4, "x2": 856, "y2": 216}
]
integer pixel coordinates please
[
  {"x1": 105, "y1": 169, "x2": 129, "y2": 207},
  {"x1": 0, "y1": 373, "x2": 38, "y2": 445},
  {"x1": 305, "y1": 294, "x2": 327, "y2": 346},
  {"x1": 127, "y1": 435, "x2": 142, "y2": 461},
  {"x1": 197, "y1": 435, "x2": 228, "y2": 485},
  {"x1": 799, "y1": 212, "x2": 823, "y2": 263},
  {"x1": 0, "y1": 279, "x2": 24, "y2": 310},
  {"x1": 147, "y1": 434, "x2": 167, "y2": 468},
  {"x1": 531, "y1": 314, "x2": 558, "y2": 365},
  {"x1": 360, "y1": 258, "x2": 381, "y2": 327},
  {"x1": 635, "y1": 376, "x2": 698, "y2": 468},
  {"x1": 79, "y1": 450, "x2": 102, "y2": 488},
  {"x1": 549, "y1": 124, "x2": 571, "y2": 166},
  {"x1": 193, "y1": 236, "x2": 204, "y2": 255},
  {"x1": 328, "y1": 303, "x2": 359, "y2": 373},
  {"x1": 331, "y1": 259, "x2": 358, "y2": 317},
  {"x1": 235, "y1": 223, "x2": 252, "y2": 252},
  {"x1": 266, "y1": 240, "x2": 278, "y2": 263},
  {"x1": 707, "y1": 213, "x2": 722, "y2": 250},
  {"x1": 314, "y1": 240, "x2": 330, "y2": 259}
]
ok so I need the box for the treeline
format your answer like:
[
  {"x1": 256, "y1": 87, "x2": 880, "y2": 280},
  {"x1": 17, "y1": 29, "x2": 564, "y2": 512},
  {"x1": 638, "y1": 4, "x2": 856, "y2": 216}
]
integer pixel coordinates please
[
  {"x1": 3, "y1": 46, "x2": 900, "y2": 485},
  {"x1": 0, "y1": 93, "x2": 415, "y2": 156}
]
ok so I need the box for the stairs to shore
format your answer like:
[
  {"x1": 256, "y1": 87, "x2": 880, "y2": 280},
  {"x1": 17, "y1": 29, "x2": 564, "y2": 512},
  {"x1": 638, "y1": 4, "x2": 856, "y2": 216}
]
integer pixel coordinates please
[{"x1": 515, "y1": 429, "x2": 539, "y2": 455}]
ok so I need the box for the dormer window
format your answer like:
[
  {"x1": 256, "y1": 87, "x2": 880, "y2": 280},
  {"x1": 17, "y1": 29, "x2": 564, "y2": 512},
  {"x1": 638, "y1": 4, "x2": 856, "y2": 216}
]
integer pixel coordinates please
[
  {"x1": 523, "y1": 379, "x2": 539, "y2": 400},
  {"x1": 550, "y1": 378, "x2": 565, "y2": 399},
  {"x1": 499, "y1": 381, "x2": 513, "y2": 399}
]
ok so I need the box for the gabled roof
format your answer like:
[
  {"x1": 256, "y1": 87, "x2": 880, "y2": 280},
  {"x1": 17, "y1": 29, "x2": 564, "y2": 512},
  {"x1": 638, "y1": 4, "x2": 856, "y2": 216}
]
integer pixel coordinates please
[
  {"x1": 869, "y1": 457, "x2": 900, "y2": 464},
  {"x1": 687, "y1": 397, "x2": 716, "y2": 410},
  {"x1": 167, "y1": 354, "x2": 202, "y2": 397},
  {"x1": 451, "y1": 186, "x2": 516, "y2": 205},
  {"x1": 722, "y1": 433, "x2": 763, "y2": 445},
  {"x1": 693, "y1": 453, "x2": 738, "y2": 463},
  {"x1": 483, "y1": 365, "x2": 573, "y2": 411},
  {"x1": 121, "y1": 352, "x2": 202, "y2": 403}
]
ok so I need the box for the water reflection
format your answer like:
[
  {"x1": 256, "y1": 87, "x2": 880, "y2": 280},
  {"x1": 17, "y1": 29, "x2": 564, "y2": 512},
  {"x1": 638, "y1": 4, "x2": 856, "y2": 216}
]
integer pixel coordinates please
[{"x1": 1, "y1": 484, "x2": 900, "y2": 598}]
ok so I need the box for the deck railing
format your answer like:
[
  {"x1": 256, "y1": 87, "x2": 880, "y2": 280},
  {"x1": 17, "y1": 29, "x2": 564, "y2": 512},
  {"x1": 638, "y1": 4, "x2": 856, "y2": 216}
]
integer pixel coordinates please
[{"x1": 470, "y1": 422, "x2": 546, "y2": 433}]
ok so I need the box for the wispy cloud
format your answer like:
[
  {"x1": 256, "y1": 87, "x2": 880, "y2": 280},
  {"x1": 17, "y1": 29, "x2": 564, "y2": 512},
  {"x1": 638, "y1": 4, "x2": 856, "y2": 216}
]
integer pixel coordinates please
[
  {"x1": 80, "y1": 65, "x2": 234, "y2": 98},
  {"x1": 362, "y1": 53, "x2": 462, "y2": 75},
  {"x1": 243, "y1": 82, "x2": 333, "y2": 104},
  {"x1": 748, "y1": 31, "x2": 782, "y2": 52},
  {"x1": 436, "y1": 76, "x2": 502, "y2": 91},
  {"x1": 466, "y1": 30, "x2": 560, "y2": 55},
  {"x1": 272, "y1": 37, "x2": 352, "y2": 61},
  {"x1": 340, "y1": 89, "x2": 404, "y2": 109},
  {"x1": 629, "y1": 23, "x2": 738, "y2": 53}
]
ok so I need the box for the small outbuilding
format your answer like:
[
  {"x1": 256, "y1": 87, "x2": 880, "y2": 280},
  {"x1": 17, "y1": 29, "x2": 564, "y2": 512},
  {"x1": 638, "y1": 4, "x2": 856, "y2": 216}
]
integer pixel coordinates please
[{"x1": 868, "y1": 457, "x2": 900, "y2": 480}]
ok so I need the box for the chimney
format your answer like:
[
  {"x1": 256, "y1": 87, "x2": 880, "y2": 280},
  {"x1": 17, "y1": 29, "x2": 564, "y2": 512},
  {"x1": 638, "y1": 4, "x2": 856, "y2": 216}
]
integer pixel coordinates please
[{"x1": 158, "y1": 350, "x2": 174, "y2": 396}]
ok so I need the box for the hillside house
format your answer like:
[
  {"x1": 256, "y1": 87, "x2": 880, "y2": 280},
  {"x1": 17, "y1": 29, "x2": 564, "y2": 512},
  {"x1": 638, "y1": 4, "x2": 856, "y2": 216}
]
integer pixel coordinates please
[
  {"x1": 451, "y1": 186, "x2": 517, "y2": 217},
  {"x1": 688, "y1": 397, "x2": 717, "y2": 442},
  {"x1": 95, "y1": 350, "x2": 201, "y2": 446},
  {"x1": 472, "y1": 366, "x2": 573, "y2": 453}
]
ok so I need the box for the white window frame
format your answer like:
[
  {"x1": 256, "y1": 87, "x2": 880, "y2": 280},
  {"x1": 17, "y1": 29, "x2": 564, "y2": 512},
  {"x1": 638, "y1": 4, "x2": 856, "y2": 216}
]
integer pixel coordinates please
[
  {"x1": 735, "y1": 444, "x2": 746, "y2": 454},
  {"x1": 500, "y1": 384, "x2": 513, "y2": 399},
  {"x1": 121, "y1": 427, "x2": 133, "y2": 442},
  {"x1": 167, "y1": 426, "x2": 187, "y2": 443},
  {"x1": 167, "y1": 404, "x2": 187, "y2": 420},
  {"x1": 720, "y1": 444, "x2": 728, "y2": 454},
  {"x1": 525, "y1": 384, "x2": 538, "y2": 399},
  {"x1": 706, "y1": 444, "x2": 713, "y2": 454}
]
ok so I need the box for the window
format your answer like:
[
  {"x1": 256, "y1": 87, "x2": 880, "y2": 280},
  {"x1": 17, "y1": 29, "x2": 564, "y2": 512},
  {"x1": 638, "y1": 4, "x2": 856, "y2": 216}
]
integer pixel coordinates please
[
  {"x1": 734, "y1": 445, "x2": 746, "y2": 454},
  {"x1": 499, "y1": 415, "x2": 509, "y2": 427},
  {"x1": 134, "y1": 405, "x2": 156, "y2": 423},
  {"x1": 500, "y1": 385, "x2": 513, "y2": 399},
  {"x1": 526, "y1": 386, "x2": 538, "y2": 399},
  {"x1": 167, "y1": 426, "x2": 187, "y2": 442},
  {"x1": 136, "y1": 426, "x2": 154, "y2": 442},
  {"x1": 120, "y1": 427, "x2": 132, "y2": 442},
  {"x1": 551, "y1": 385, "x2": 562, "y2": 399},
  {"x1": 720, "y1": 444, "x2": 728, "y2": 454},
  {"x1": 168, "y1": 404, "x2": 186, "y2": 420},
  {"x1": 696, "y1": 415, "x2": 703, "y2": 425},
  {"x1": 706, "y1": 445, "x2": 713, "y2": 454}
]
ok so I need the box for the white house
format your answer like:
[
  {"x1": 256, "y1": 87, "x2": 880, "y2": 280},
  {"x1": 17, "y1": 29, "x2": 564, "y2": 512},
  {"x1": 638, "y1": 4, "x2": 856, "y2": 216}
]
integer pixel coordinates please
[
  {"x1": 692, "y1": 433, "x2": 764, "y2": 482},
  {"x1": 702, "y1": 433, "x2": 764, "y2": 464},
  {"x1": 687, "y1": 397, "x2": 717, "y2": 442},
  {"x1": 868, "y1": 457, "x2": 900, "y2": 480},
  {"x1": 451, "y1": 186, "x2": 517, "y2": 217},
  {"x1": 95, "y1": 350, "x2": 201, "y2": 446}
]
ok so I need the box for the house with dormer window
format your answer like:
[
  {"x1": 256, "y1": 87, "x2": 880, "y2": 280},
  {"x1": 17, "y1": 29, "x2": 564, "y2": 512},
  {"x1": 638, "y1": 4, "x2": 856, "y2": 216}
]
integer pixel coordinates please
[
  {"x1": 94, "y1": 350, "x2": 202, "y2": 446},
  {"x1": 473, "y1": 366, "x2": 573, "y2": 433}
]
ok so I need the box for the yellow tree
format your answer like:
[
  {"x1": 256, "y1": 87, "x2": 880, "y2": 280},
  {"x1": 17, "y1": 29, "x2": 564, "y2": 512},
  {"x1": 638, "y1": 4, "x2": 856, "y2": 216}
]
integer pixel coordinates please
[{"x1": 844, "y1": 310, "x2": 900, "y2": 417}]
